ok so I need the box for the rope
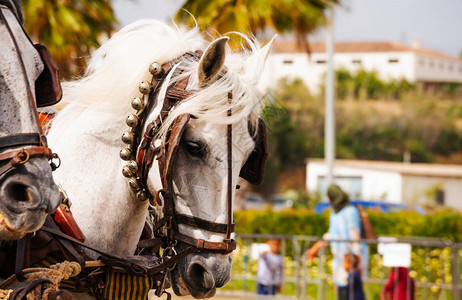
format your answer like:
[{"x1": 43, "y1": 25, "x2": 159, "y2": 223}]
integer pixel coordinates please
[
  {"x1": 0, "y1": 260, "x2": 104, "y2": 299},
  {"x1": 0, "y1": 289, "x2": 11, "y2": 300}
]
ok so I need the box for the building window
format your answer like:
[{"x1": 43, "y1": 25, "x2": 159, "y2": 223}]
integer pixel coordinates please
[
  {"x1": 439, "y1": 62, "x2": 445, "y2": 69},
  {"x1": 448, "y1": 65, "x2": 454, "y2": 72},
  {"x1": 459, "y1": 66, "x2": 462, "y2": 73},
  {"x1": 419, "y1": 59, "x2": 425, "y2": 66},
  {"x1": 429, "y1": 61, "x2": 435, "y2": 68},
  {"x1": 316, "y1": 60, "x2": 326, "y2": 64},
  {"x1": 388, "y1": 58, "x2": 399, "y2": 63},
  {"x1": 435, "y1": 188, "x2": 445, "y2": 206},
  {"x1": 283, "y1": 59, "x2": 293, "y2": 64},
  {"x1": 352, "y1": 59, "x2": 362, "y2": 64}
]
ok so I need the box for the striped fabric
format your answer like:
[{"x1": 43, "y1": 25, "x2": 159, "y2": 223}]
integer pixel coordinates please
[
  {"x1": 35, "y1": 256, "x2": 152, "y2": 299},
  {"x1": 33, "y1": 256, "x2": 82, "y2": 292},
  {"x1": 104, "y1": 270, "x2": 152, "y2": 300}
]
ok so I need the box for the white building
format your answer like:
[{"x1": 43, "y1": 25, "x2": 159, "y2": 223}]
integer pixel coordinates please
[
  {"x1": 261, "y1": 41, "x2": 462, "y2": 94},
  {"x1": 306, "y1": 159, "x2": 462, "y2": 209}
]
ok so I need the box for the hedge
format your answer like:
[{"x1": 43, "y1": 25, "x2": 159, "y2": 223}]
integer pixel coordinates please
[{"x1": 234, "y1": 209, "x2": 462, "y2": 242}]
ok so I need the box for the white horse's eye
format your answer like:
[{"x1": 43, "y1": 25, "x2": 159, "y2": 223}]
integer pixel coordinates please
[{"x1": 185, "y1": 141, "x2": 206, "y2": 157}]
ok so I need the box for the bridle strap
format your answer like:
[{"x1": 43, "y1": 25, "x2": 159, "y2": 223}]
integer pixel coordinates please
[
  {"x1": 175, "y1": 213, "x2": 235, "y2": 234},
  {"x1": 226, "y1": 92, "x2": 233, "y2": 240},
  {"x1": 0, "y1": 146, "x2": 54, "y2": 180},
  {"x1": 0, "y1": 134, "x2": 41, "y2": 151},
  {"x1": 173, "y1": 232, "x2": 237, "y2": 253}
]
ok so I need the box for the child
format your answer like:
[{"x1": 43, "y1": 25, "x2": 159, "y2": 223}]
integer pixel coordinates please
[
  {"x1": 339, "y1": 253, "x2": 365, "y2": 300},
  {"x1": 380, "y1": 267, "x2": 415, "y2": 300},
  {"x1": 257, "y1": 238, "x2": 284, "y2": 295}
]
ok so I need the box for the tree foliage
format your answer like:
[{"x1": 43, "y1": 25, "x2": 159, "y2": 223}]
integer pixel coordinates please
[
  {"x1": 22, "y1": 0, "x2": 117, "y2": 79},
  {"x1": 258, "y1": 78, "x2": 462, "y2": 195},
  {"x1": 175, "y1": 0, "x2": 340, "y2": 49}
]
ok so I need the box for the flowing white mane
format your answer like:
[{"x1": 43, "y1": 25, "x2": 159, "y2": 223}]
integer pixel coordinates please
[{"x1": 55, "y1": 19, "x2": 268, "y2": 137}]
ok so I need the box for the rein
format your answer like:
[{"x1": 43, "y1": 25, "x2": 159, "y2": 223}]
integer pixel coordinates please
[{"x1": 0, "y1": 7, "x2": 59, "y2": 179}]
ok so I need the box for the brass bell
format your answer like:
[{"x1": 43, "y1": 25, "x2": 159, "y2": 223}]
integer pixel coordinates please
[
  {"x1": 121, "y1": 132, "x2": 134, "y2": 144},
  {"x1": 131, "y1": 97, "x2": 144, "y2": 111},
  {"x1": 136, "y1": 190, "x2": 148, "y2": 201},
  {"x1": 149, "y1": 62, "x2": 161, "y2": 75},
  {"x1": 128, "y1": 177, "x2": 140, "y2": 190},
  {"x1": 126, "y1": 114, "x2": 139, "y2": 127},
  {"x1": 122, "y1": 166, "x2": 133, "y2": 177},
  {"x1": 120, "y1": 148, "x2": 132, "y2": 160},
  {"x1": 139, "y1": 81, "x2": 151, "y2": 94},
  {"x1": 128, "y1": 160, "x2": 138, "y2": 172}
]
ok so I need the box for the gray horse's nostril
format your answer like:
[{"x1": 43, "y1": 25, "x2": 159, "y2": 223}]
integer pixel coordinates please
[
  {"x1": 3, "y1": 181, "x2": 42, "y2": 210},
  {"x1": 188, "y1": 262, "x2": 215, "y2": 290},
  {"x1": 5, "y1": 183, "x2": 32, "y2": 202}
]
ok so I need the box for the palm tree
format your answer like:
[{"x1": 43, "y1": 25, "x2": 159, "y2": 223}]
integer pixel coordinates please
[
  {"x1": 175, "y1": 0, "x2": 340, "y2": 51},
  {"x1": 22, "y1": 0, "x2": 117, "y2": 79}
]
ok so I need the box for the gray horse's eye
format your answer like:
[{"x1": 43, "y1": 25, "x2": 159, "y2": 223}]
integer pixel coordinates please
[{"x1": 185, "y1": 141, "x2": 206, "y2": 157}]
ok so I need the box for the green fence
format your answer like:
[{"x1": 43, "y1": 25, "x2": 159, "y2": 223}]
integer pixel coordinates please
[{"x1": 220, "y1": 234, "x2": 462, "y2": 300}]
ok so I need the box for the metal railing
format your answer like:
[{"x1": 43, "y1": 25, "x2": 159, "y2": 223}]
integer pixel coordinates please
[{"x1": 219, "y1": 234, "x2": 462, "y2": 300}]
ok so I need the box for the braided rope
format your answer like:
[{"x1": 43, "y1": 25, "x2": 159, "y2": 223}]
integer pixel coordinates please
[
  {"x1": 0, "y1": 260, "x2": 104, "y2": 299},
  {"x1": 0, "y1": 289, "x2": 11, "y2": 300}
]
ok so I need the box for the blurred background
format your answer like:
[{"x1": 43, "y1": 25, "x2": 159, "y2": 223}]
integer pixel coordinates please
[{"x1": 23, "y1": 0, "x2": 462, "y2": 299}]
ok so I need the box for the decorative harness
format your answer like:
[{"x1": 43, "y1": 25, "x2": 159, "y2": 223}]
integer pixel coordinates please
[
  {"x1": 0, "y1": 5, "x2": 62, "y2": 180},
  {"x1": 118, "y1": 50, "x2": 267, "y2": 294}
]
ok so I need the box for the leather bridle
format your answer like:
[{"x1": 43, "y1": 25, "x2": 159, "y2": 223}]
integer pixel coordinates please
[
  {"x1": 117, "y1": 50, "x2": 239, "y2": 295},
  {"x1": 0, "y1": 7, "x2": 59, "y2": 181},
  {"x1": 121, "y1": 50, "x2": 236, "y2": 255}
]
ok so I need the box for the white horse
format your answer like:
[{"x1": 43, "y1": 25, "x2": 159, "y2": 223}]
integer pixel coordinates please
[
  {"x1": 47, "y1": 19, "x2": 272, "y2": 298},
  {"x1": 0, "y1": 0, "x2": 60, "y2": 241}
]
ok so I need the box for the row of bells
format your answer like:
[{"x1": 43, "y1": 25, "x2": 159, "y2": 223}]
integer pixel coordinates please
[{"x1": 119, "y1": 62, "x2": 162, "y2": 201}]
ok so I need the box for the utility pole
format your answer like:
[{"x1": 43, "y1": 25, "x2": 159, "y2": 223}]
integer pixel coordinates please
[{"x1": 325, "y1": 8, "x2": 335, "y2": 187}]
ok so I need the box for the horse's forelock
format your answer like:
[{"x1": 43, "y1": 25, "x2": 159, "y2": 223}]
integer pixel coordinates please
[
  {"x1": 157, "y1": 35, "x2": 266, "y2": 138},
  {"x1": 60, "y1": 20, "x2": 266, "y2": 139}
]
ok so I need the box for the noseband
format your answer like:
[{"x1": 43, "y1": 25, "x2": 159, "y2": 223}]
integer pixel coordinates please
[
  {"x1": 119, "y1": 51, "x2": 236, "y2": 259},
  {"x1": 0, "y1": 7, "x2": 60, "y2": 181}
]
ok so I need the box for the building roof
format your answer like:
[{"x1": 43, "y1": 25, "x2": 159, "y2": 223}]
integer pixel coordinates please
[
  {"x1": 308, "y1": 159, "x2": 462, "y2": 179},
  {"x1": 273, "y1": 41, "x2": 462, "y2": 63}
]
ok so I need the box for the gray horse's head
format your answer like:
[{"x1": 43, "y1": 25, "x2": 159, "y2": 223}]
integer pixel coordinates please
[{"x1": 0, "y1": 5, "x2": 60, "y2": 240}]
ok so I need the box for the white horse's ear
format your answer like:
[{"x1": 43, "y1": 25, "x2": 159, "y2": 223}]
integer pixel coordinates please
[
  {"x1": 198, "y1": 36, "x2": 229, "y2": 86},
  {"x1": 261, "y1": 35, "x2": 277, "y2": 63}
]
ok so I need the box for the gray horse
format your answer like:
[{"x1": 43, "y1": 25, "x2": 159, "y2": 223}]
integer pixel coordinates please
[{"x1": 0, "y1": 0, "x2": 60, "y2": 240}]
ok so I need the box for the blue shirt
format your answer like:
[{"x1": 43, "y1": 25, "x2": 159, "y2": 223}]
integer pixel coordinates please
[
  {"x1": 328, "y1": 205, "x2": 369, "y2": 287},
  {"x1": 257, "y1": 253, "x2": 284, "y2": 285}
]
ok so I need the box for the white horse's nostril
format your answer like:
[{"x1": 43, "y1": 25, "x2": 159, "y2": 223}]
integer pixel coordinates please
[{"x1": 188, "y1": 261, "x2": 215, "y2": 290}]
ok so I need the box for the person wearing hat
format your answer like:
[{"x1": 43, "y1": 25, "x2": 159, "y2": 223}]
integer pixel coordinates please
[{"x1": 307, "y1": 184, "x2": 369, "y2": 300}]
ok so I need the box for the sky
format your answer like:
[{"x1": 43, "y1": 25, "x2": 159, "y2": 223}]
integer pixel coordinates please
[{"x1": 113, "y1": 0, "x2": 462, "y2": 58}]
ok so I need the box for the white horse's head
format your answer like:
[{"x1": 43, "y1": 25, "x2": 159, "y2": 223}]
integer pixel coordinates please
[
  {"x1": 0, "y1": 3, "x2": 60, "y2": 240},
  {"x1": 139, "y1": 36, "x2": 273, "y2": 298},
  {"x1": 47, "y1": 19, "x2": 272, "y2": 298}
]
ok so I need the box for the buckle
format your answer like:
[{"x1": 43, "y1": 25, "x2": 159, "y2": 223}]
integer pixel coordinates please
[
  {"x1": 15, "y1": 149, "x2": 29, "y2": 164},
  {"x1": 222, "y1": 239, "x2": 236, "y2": 254},
  {"x1": 196, "y1": 239, "x2": 205, "y2": 250}
]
